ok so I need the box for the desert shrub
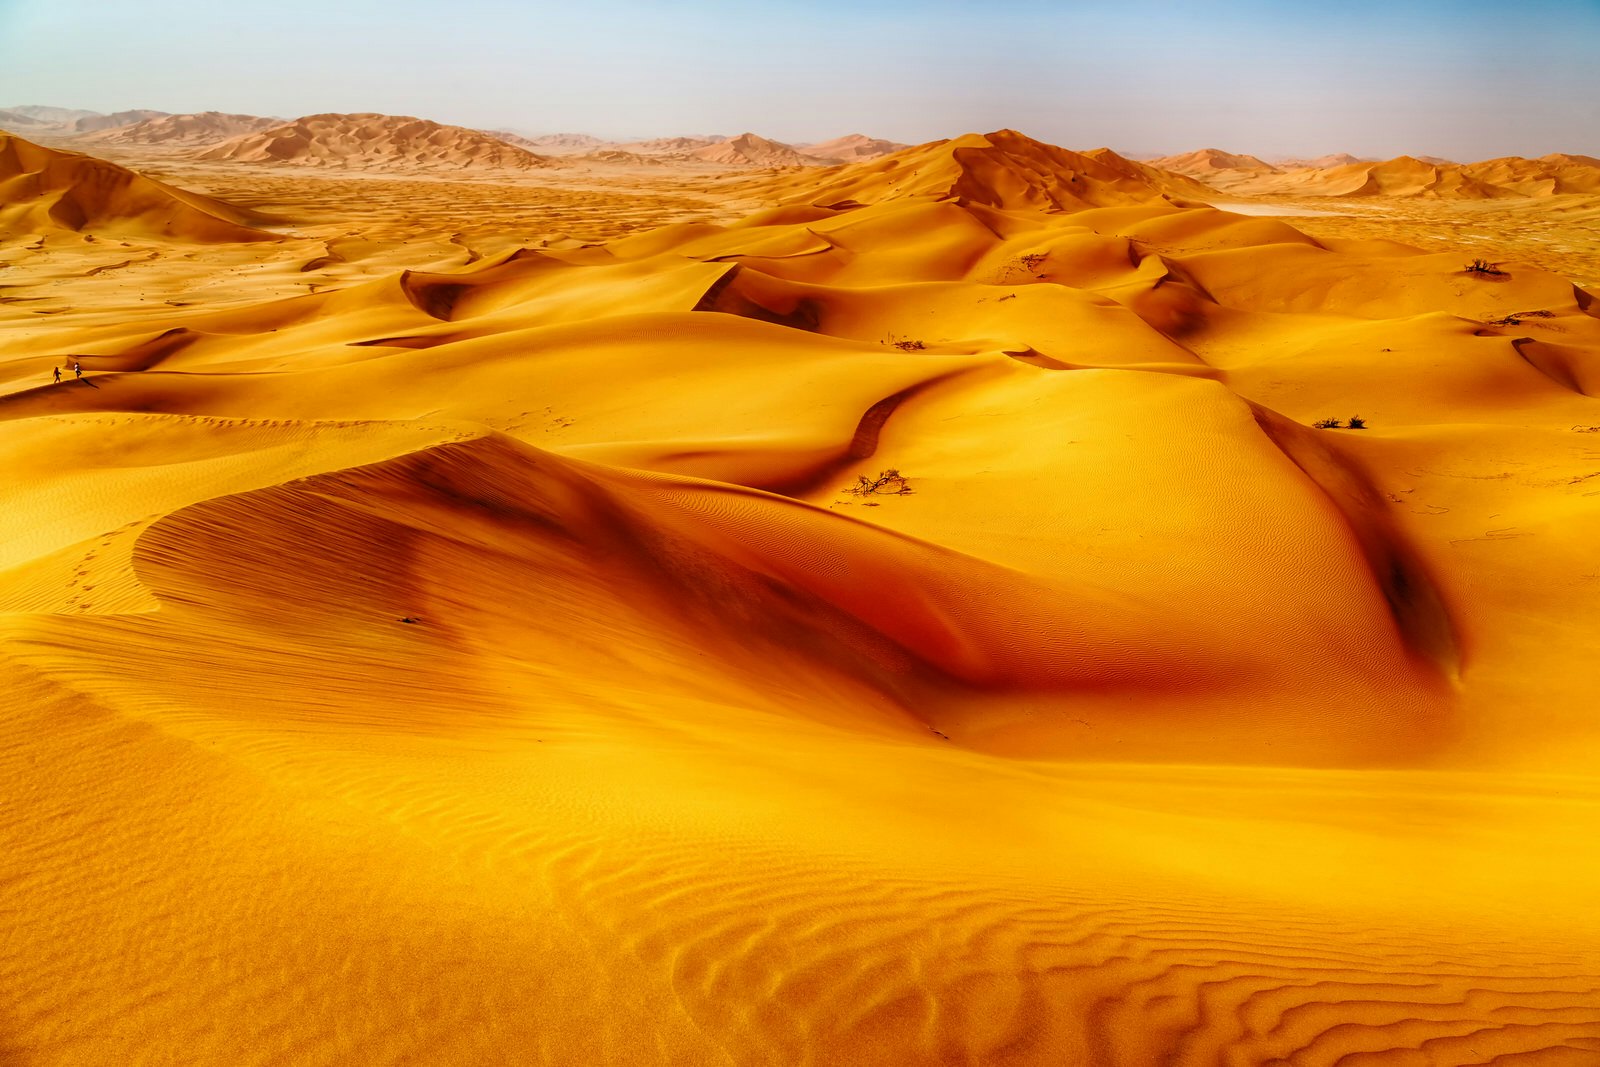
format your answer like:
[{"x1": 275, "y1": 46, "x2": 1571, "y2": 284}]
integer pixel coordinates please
[
  {"x1": 891, "y1": 339, "x2": 925, "y2": 351},
  {"x1": 845, "y1": 469, "x2": 912, "y2": 496},
  {"x1": 1312, "y1": 417, "x2": 1342, "y2": 429},
  {"x1": 1465, "y1": 258, "x2": 1506, "y2": 276},
  {"x1": 1347, "y1": 415, "x2": 1367, "y2": 429}
]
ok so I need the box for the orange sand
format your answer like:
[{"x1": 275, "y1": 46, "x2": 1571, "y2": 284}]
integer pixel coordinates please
[{"x1": 3, "y1": 129, "x2": 1600, "y2": 1065}]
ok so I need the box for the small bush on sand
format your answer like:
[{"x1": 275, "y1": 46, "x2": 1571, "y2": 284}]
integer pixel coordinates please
[
  {"x1": 1313, "y1": 417, "x2": 1342, "y2": 429},
  {"x1": 846, "y1": 469, "x2": 912, "y2": 496},
  {"x1": 1465, "y1": 258, "x2": 1506, "y2": 276},
  {"x1": 1347, "y1": 415, "x2": 1367, "y2": 429}
]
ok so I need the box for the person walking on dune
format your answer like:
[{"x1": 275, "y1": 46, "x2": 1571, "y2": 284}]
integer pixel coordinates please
[
  {"x1": 73, "y1": 361, "x2": 82, "y2": 380},
  {"x1": 52, "y1": 366, "x2": 61, "y2": 384}
]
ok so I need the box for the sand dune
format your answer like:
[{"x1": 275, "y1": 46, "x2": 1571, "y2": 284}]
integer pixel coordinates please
[
  {"x1": 196, "y1": 112, "x2": 556, "y2": 171},
  {"x1": 0, "y1": 107, "x2": 55, "y2": 131},
  {"x1": 1177, "y1": 150, "x2": 1600, "y2": 199},
  {"x1": 80, "y1": 110, "x2": 281, "y2": 146},
  {"x1": 760, "y1": 129, "x2": 1214, "y2": 210},
  {"x1": 3, "y1": 129, "x2": 1600, "y2": 1064},
  {"x1": 799, "y1": 133, "x2": 908, "y2": 161},
  {"x1": 1458, "y1": 152, "x2": 1600, "y2": 196},
  {"x1": 625, "y1": 134, "x2": 727, "y2": 154},
  {"x1": 1273, "y1": 152, "x2": 1369, "y2": 169},
  {"x1": 1152, "y1": 147, "x2": 1281, "y2": 174},
  {"x1": 0, "y1": 132, "x2": 278, "y2": 240},
  {"x1": 70, "y1": 108, "x2": 170, "y2": 133},
  {"x1": 690, "y1": 132, "x2": 828, "y2": 167},
  {"x1": 3, "y1": 104, "x2": 103, "y2": 128},
  {"x1": 511, "y1": 131, "x2": 610, "y2": 154}
]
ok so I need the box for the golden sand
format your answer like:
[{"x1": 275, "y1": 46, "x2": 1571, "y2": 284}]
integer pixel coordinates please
[{"x1": 3, "y1": 129, "x2": 1600, "y2": 1064}]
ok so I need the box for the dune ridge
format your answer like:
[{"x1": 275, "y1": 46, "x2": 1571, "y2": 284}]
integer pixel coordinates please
[
  {"x1": 196, "y1": 112, "x2": 556, "y2": 171},
  {"x1": 797, "y1": 133, "x2": 907, "y2": 161},
  {"x1": 759, "y1": 129, "x2": 1215, "y2": 211},
  {"x1": 1169, "y1": 149, "x2": 1600, "y2": 199},
  {"x1": 79, "y1": 110, "x2": 281, "y2": 146},
  {"x1": 690, "y1": 132, "x2": 830, "y2": 167},
  {"x1": 1152, "y1": 147, "x2": 1282, "y2": 175}
]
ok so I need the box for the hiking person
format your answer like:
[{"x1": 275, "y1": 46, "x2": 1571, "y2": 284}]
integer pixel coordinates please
[
  {"x1": 73, "y1": 361, "x2": 82, "y2": 380},
  {"x1": 53, "y1": 366, "x2": 61, "y2": 384}
]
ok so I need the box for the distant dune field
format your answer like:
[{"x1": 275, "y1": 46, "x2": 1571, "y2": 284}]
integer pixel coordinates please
[{"x1": 3, "y1": 125, "x2": 1600, "y2": 1066}]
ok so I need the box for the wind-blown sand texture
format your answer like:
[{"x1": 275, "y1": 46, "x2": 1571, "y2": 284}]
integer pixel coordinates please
[{"x1": 3, "y1": 127, "x2": 1600, "y2": 1065}]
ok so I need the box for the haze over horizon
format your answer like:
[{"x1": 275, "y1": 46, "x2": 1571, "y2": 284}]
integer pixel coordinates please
[{"x1": 2, "y1": 0, "x2": 1596, "y2": 161}]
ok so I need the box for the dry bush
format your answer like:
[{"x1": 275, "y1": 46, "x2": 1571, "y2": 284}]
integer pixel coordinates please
[{"x1": 845, "y1": 469, "x2": 913, "y2": 496}]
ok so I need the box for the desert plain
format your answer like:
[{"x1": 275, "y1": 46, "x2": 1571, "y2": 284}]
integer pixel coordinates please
[{"x1": 2, "y1": 111, "x2": 1600, "y2": 1065}]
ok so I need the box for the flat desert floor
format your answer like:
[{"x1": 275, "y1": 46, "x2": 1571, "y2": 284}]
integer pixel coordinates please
[{"x1": 4, "y1": 136, "x2": 1600, "y2": 1065}]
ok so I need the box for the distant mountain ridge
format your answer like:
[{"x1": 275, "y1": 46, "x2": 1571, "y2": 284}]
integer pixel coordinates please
[
  {"x1": 1160, "y1": 147, "x2": 1600, "y2": 198},
  {"x1": 195, "y1": 113, "x2": 555, "y2": 171},
  {"x1": 81, "y1": 112, "x2": 282, "y2": 146}
]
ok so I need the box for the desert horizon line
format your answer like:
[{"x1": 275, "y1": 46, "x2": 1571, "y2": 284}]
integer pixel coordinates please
[{"x1": 5, "y1": 104, "x2": 1596, "y2": 166}]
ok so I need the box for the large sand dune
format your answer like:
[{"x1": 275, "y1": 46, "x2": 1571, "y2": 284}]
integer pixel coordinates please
[
  {"x1": 1151, "y1": 147, "x2": 1282, "y2": 175},
  {"x1": 761, "y1": 129, "x2": 1216, "y2": 210},
  {"x1": 197, "y1": 112, "x2": 556, "y2": 172},
  {"x1": 0, "y1": 132, "x2": 278, "y2": 240},
  {"x1": 690, "y1": 132, "x2": 830, "y2": 167},
  {"x1": 3, "y1": 131, "x2": 1599, "y2": 1065}
]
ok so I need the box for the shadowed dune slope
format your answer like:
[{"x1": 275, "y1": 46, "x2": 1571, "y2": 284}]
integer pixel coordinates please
[
  {"x1": 3, "y1": 130, "x2": 1600, "y2": 1065},
  {"x1": 0, "y1": 132, "x2": 278, "y2": 240}
]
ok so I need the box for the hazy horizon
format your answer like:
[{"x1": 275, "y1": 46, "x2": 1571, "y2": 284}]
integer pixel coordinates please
[{"x1": 2, "y1": 0, "x2": 1597, "y2": 161}]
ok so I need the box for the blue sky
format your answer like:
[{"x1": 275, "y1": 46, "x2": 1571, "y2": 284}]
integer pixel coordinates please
[{"x1": 1, "y1": 0, "x2": 1596, "y2": 158}]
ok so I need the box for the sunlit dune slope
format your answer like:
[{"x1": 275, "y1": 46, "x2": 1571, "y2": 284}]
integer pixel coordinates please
[
  {"x1": 0, "y1": 131, "x2": 278, "y2": 240},
  {"x1": 4, "y1": 130, "x2": 1600, "y2": 1065},
  {"x1": 196, "y1": 112, "x2": 557, "y2": 171}
]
